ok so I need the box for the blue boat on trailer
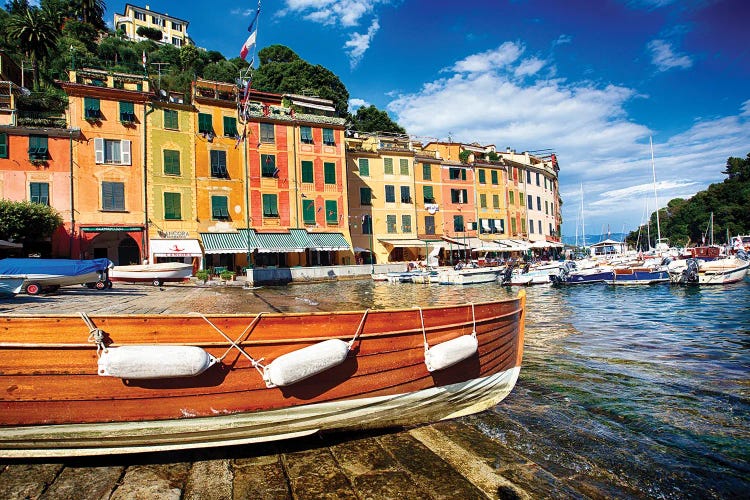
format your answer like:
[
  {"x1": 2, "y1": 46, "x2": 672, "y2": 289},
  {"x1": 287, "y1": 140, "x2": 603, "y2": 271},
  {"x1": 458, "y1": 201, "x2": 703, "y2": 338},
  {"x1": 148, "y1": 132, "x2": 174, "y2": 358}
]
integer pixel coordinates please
[{"x1": 0, "y1": 258, "x2": 113, "y2": 295}]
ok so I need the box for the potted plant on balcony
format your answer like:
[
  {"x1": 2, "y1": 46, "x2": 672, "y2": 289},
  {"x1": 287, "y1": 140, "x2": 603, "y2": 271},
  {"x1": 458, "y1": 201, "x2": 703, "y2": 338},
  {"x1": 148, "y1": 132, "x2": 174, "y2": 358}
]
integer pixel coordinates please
[{"x1": 219, "y1": 270, "x2": 236, "y2": 282}]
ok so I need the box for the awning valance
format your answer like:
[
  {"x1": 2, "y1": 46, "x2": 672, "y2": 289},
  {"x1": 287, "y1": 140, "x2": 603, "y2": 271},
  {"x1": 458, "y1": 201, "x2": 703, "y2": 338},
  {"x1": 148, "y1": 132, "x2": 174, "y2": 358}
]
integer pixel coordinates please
[
  {"x1": 200, "y1": 229, "x2": 257, "y2": 254},
  {"x1": 379, "y1": 238, "x2": 431, "y2": 248},
  {"x1": 492, "y1": 239, "x2": 531, "y2": 251},
  {"x1": 309, "y1": 232, "x2": 350, "y2": 251},
  {"x1": 150, "y1": 239, "x2": 203, "y2": 257},
  {"x1": 462, "y1": 237, "x2": 508, "y2": 252}
]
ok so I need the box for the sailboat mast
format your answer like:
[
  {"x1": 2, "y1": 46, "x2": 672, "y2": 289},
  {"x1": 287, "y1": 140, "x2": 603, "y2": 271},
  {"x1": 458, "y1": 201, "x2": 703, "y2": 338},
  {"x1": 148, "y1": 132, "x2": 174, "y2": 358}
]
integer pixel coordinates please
[
  {"x1": 650, "y1": 136, "x2": 662, "y2": 243},
  {"x1": 580, "y1": 183, "x2": 586, "y2": 248}
]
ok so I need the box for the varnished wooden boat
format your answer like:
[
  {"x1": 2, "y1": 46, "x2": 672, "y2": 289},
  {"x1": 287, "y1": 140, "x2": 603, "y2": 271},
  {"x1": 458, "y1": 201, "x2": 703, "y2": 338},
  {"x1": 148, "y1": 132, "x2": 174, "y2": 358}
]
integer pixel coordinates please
[{"x1": 0, "y1": 291, "x2": 525, "y2": 457}]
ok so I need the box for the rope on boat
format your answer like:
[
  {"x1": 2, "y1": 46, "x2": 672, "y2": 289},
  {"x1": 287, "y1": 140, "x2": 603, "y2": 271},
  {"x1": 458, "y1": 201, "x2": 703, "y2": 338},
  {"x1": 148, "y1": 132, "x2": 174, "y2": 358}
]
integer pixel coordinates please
[
  {"x1": 347, "y1": 309, "x2": 370, "y2": 350},
  {"x1": 418, "y1": 303, "x2": 479, "y2": 372},
  {"x1": 416, "y1": 303, "x2": 477, "y2": 352},
  {"x1": 193, "y1": 312, "x2": 268, "y2": 377},
  {"x1": 80, "y1": 312, "x2": 106, "y2": 356}
]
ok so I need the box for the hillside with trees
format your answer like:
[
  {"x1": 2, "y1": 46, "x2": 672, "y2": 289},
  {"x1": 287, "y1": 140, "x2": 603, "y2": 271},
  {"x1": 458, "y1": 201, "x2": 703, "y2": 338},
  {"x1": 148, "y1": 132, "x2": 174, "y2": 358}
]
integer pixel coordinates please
[
  {"x1": 0, "y1": 1, "x2": 403, "y2": 132},
  {"x1": 626, "y1": 153, "x2": 750, "y2": 249}
]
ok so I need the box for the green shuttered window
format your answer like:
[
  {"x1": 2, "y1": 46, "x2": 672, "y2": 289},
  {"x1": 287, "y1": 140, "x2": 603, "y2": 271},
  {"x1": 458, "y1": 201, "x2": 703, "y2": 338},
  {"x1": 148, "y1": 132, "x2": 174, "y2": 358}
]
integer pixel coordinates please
[
  {"x1": 262, "y1": 194, "x2": 279, "y2": 217},
  {"x1": 303, "y1": 199, "x2": 316, "y2": 224},
  {"x1": 301, "y1": 160, "x2": 314, "y2": 183},
  {"x1": 164, "y1": 109, "x2": 179, "y2": 129},
  {"x1": 325, "y1": 200, "x2": 338, "y2": 224},
  {"x1": 358, "y1": 158, "x2": 369, "y2": 176},
  {"x1": 164, "y1": 192, "x2": 181, "y2": 220},
  {"x1": 324, "y1": 162, "x2": 336, "y2": 184},
  {"x1": 163, "y1": 149, "x2": 180, "y2": 175},
  {"x1": 211, "y1": 196, "x2": 229, "y2": 219},
  {"x1": 198, "y1": 113, "x2": 213, "y2": 134},
  {"x1": 102, "y1": 181, "x2": 125, "y2": 211}
]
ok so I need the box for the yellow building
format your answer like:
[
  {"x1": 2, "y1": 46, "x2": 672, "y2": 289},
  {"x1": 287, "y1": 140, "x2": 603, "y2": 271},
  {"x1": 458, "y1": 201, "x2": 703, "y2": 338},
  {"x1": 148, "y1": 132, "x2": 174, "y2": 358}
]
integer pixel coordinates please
[
  {"x1": 346, "y1": 132, "x2": 426, "y2": 264},
  {"x1": 114, "y1": 4, "x2": 189, "y2": 47},
  {"x1": 145, "y1": 94, "x2": 203, "y2": 267}
]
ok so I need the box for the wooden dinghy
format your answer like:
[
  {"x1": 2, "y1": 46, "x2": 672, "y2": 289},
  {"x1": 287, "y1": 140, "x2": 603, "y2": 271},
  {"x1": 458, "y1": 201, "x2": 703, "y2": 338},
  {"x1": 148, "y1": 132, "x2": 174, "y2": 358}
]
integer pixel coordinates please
[{"x1": 0, "y1": 291, "x2": 526, "y2": 457}]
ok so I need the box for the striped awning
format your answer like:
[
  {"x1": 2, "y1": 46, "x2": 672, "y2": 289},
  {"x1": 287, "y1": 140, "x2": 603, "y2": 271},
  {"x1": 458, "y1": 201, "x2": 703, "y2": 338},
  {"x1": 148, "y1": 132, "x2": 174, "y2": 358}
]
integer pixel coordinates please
[
  {"x1": 256, "y1": 232, "x2": 306, "y2": 253},
  {"x1": 200, "y1": 229, "x2": 258, "y2": 254},
  {"x1": 309, "y1": 232, "x2": 350, "y2": 251}
]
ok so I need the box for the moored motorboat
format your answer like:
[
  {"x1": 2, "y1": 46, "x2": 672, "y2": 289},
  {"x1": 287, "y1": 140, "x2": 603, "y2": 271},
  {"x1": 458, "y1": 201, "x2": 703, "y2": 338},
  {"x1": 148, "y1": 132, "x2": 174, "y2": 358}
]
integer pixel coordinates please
[
  {"x1": 109, "y1": 262, "x2": 194, "y2": 286},
  {"x1": 438, "y1": 264, "x2": 501, "y2": 285},
  {"x1": 0, "y1": 291, "x2": 526, "y2": 457},
  {"x1": 669, "y1": 253, "x2": 749, "y2": 285}
]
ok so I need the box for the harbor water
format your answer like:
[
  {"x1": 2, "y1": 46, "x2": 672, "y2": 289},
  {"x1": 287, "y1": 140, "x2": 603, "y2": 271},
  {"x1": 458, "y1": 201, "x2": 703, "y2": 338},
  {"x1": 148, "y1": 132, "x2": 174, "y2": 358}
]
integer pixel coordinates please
[{"x1": 254, "y1": 278, "x2": 750, "y2": 497}]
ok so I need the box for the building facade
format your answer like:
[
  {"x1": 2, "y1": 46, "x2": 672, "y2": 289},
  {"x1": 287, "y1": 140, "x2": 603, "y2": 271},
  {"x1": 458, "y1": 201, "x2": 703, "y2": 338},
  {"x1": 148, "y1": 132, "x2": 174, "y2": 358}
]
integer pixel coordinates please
[
  {"x1": 60, "y1": 68, "x2": 151, "y2": 264},
  {"x1": 114, "y1": 4, "x2": 189, "y2": 47}
]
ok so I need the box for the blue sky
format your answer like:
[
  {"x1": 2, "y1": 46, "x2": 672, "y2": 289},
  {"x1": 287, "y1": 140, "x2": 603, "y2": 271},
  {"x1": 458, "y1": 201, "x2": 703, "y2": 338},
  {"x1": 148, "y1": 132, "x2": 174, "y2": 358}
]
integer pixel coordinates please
[{"x1": 104, "y1": 0, "x2": 750, "y2": 239}]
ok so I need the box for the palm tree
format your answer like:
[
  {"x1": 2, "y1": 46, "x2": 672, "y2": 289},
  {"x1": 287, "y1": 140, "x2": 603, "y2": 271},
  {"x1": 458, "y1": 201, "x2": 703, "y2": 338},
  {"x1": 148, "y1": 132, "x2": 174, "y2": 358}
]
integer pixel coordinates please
[
  {"x1": 7, "y1": 7, "x2": 59, "y2": 89},
  {"x1": 73, "y1": 0, "x2": 105, "y2": 29}
]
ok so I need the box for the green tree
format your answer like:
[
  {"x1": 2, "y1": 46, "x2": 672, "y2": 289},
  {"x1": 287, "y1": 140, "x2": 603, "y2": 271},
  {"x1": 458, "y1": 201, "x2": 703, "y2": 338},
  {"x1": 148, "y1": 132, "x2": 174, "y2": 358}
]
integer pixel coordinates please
[
  {"x1": 627, "y1": 153, "x2": 750, "y2": 247},
  {"x1": 0, "y1": 199, "x2": 63, "y2": 242},
  {"x1": 7, "y1": 6, "x2": 59, "y2": 89},
  {"x1": 350, "y1": 104, "x2": 405, "y2": 134},
  {"x1": 136, "y1": 26, "x2": 163, "y2": 42},
  {"x1": 253, "y1": 45, "x2": 350, "y2": 116},
  {"x1": 71, "y1": 0, "x2": 105, "y2": 30},
  {"x1": 203, "y1": 60, "x2": 240, "y2": 83},
  {"x1": 179, "y1": 44, "x2": 199, "y2": 72}
]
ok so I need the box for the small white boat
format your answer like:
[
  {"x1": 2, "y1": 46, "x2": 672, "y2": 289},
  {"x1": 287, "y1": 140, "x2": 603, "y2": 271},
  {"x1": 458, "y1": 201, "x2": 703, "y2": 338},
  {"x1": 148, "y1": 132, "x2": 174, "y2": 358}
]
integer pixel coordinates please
[
  {"x1": 109, "y1": 262, "x2": 194, "y2": 286},
  {"x1": 669, "y1": 254, "x2": 749, "y2": 285},
  {"x1": 439, "y1": 265, "x2": 500, "y2": 285}
]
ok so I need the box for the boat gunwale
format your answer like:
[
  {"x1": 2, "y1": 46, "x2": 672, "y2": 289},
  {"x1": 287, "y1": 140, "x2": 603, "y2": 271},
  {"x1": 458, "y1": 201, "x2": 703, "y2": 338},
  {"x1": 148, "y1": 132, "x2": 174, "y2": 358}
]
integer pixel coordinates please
[
  {"x1": 0, "y1": 305, "x2": 524, "y2": 349},
  {"x1": 0, "y1": 297, "x2": 521, "y2": 320}
]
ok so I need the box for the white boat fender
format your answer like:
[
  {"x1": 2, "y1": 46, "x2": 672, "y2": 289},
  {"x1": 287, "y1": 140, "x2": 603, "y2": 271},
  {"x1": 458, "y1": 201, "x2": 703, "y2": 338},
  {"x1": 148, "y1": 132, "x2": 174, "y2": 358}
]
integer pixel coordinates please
[
  {"x1": 98, "y1": 345, "x2": 218, "y2": 379},
  {"x1": 263, "y1": 339, "x2": 349, "y2": 388},
  {"x1": 424, "y1": 334, "x2": 478, "y2": 372},
  {"x1": 417, "y1": 304, "x2": 479, "y2": 372}
]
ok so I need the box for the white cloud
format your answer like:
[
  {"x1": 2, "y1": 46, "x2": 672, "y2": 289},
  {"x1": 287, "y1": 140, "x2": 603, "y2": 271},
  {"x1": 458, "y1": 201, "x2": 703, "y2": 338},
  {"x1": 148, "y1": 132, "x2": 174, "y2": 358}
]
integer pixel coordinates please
[
  {"x1": 553, "y1": 34, "x2": 572, "y2": 46},
  {"x1": 386, "y1": 43, "x2": 750, "y2": 235},
  {"x1": 280, "y1": 0, "x2": 388, "y2": 27},
  {"x1": 344, "y1": 18, "x2": 380, "y2": 69},
  {"x1": 348, "y1": 98, "x2": 369, "y2": 113},
  {"x1": 514, "y1": 57, "x2": 545, "y2": 78},
  {"x1": 451, "y1": 42, "x2": 525, "y2": 73},
  {"x1": 647, "y1": 39, "x2": 693, "y2": 72}
]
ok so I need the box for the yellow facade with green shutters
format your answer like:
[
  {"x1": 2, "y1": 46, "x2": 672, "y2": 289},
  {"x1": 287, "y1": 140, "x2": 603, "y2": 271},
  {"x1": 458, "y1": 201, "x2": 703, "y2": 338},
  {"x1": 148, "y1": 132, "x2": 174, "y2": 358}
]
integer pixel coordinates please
[{"x1": 146, "y1": 102, "x2": 197, "y2": 241}]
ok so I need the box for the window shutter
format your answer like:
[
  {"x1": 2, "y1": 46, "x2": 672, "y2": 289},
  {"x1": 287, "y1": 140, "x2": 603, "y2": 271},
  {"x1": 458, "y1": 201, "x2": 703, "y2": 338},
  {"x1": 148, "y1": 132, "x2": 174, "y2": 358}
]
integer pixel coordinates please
[
  {"x1": 358, "y1": 158, "x2": 369, "y2": 176},
  {"x1": 114, "y1": 183, "x2": 125, "y2": 210},
  {"x1": 324, "y1": 162, "x2": 336, "y2": 184},
  {"x1": 301, "y1": 160, "x2": 314, "y2": 183},
  {"x1": 303, "y1": 199, "x2": 315, "y2": 224},
  {"x1": 94, "y1": 138, "x2": 104, "y2": 164},
  {"x1": 462, "y1": 189, "x2": 468, "y2": 203},
  {"x1": 325, "y1": 200, "x2": 337, "y2": 223},
  {"x1": 461, "y1": 169, "x2": 466, "y2": 180},
  {"x1": 384, "y1": 158, "x2": 393, "y2": 174},
  {"x1": 422, "y1": 163, "x2": 431, "y2": 180},
  {"x1": 423, "y1": 185, "x2": 434, "y2": 201},
  {"x1": 121, "y1": 140, "x2": 131, "y2": 165},
  {"x1": 0, "y1": 133, "x2": 7, "y2": 158},
  {"x1": 399, "y1": 158, "x2": 409, "y2": 175}
]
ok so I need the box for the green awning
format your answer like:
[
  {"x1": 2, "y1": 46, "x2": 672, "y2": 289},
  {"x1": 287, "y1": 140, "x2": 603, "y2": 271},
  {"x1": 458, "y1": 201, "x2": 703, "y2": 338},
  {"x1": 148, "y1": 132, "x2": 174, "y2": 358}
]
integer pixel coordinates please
[
  {"x1": 309, "y1": 232, "x2": 350, "y2": 251},
  {"x1": 200, "y1": 229, "x2": 257, "y2": 254},
  {"x1": 290, "y1": 229, "x2": 314, "y2": 248},
  {"x1": 256, "y1": 232, "x2": 306, "y2": 253}
]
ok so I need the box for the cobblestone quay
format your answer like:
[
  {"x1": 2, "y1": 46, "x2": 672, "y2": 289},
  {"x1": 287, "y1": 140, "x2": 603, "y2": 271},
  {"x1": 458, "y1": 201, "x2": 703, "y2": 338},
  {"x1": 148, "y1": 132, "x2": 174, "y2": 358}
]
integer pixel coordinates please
[{"x1": 0, "y1": 283, "x2": 636, "y2": 499}]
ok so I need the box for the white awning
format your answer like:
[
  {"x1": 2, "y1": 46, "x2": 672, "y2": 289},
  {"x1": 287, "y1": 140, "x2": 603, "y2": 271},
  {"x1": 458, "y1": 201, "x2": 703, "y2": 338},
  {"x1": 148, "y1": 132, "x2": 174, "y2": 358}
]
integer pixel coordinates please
[
  {"x1": 379, "y1": 239, "x2": 432, "y2": 248},
  {"x1": 150, "y1": 239, "x2": 203, "y2": 257}
]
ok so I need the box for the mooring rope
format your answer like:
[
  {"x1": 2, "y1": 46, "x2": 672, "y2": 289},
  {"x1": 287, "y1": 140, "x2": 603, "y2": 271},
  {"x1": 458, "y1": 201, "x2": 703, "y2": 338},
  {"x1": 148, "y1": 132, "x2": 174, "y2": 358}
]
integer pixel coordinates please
[
  {"x1": 192, "y1": 312, "x2": 267, "y2": 377},
  {"x1": 80, "y1": 312, "x2": 106, "y2": 356},
  {"x1": 347, "y1": 309, "x2": 370, "y2": 350}
]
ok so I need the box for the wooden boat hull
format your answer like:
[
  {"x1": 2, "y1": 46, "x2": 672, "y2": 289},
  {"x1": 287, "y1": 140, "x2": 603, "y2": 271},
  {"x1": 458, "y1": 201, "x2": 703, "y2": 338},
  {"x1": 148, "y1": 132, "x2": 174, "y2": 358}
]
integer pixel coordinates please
[{"x1": 0, "y1": 293, "x2": 525, "y2": 457}]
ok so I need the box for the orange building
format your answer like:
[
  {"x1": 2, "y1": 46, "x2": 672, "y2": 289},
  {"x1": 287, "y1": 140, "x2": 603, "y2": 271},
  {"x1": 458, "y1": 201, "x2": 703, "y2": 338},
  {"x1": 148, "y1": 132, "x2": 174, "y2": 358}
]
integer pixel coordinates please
[
  {"x1": 0, "y1": 124, "x2": 80, "y2": 256},
  {"x1": 59, "y1": 69, "x2": 150, "y2": 264}
]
